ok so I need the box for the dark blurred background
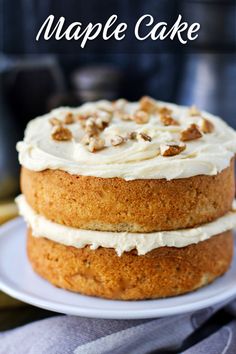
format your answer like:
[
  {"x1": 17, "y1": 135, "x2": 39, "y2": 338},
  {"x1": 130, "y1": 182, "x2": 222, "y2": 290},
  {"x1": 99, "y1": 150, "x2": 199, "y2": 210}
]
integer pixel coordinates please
[{"x1": 0, "y1": 0, "x2": 236, "y2": 199}]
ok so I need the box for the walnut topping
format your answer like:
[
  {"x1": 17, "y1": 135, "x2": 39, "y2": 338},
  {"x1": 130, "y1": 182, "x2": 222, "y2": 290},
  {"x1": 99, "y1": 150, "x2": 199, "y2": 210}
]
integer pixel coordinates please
[
  {"x1": 160, "y1": 114, "x2": 179, "y2": 126},
  {"x1": 139, "y1": 132, "x2": 152, "y2": 142},
  {"x1": 134, "y1": 110, "x2": 149, "y2": 124},
  {"x1": 64, "y1": 112, "x2": 74, "y2": 124},
  {"x1": 97, "y1": 102, "x2": 114, "y2": 113},
  {"x1": 113, "y1": 98, "x2": 127, "y2": 111},
  {"x1": 80, "y1": 134, "x2": 90, "y2": 145},
  {"x1": 189, "y1": 105, "x2": 201, "y2": 116},
  {"x1": 180, "y1": 124, "x2": 202, "y2": 142},
  {"x1": 84, "y1": 118, "x2": 98, "y2": 135},
  {"x1": 160, "y1": 143, "x2": 186, "y2": 157},
  {"x1": 119, "y1": 112, "x2": 133, "y2": 121},
  {"x1": 127, "y1": 131, "x2": 137, "y2": 140},
  {"x1": 201, "y1": 118, "x2": 214, "y2": 133},
  {"x1": 139, "y1": 96, "x2": 157, "y2": 113},
  {"x1": 77, "y1": 113, "x2": 92, "y2": 122},
  {"x1": 158, "y1": 107, "x2": 172, "y2": 116},
  {"x1": 84, "y1": 113, "x2": 110, "y2": 135},
  {"x1": 49, "y1": 117, "x2": 61, "y2": 126},
  {"x1": 51, "y1": 126, "x2": 72, "y2": 141},
  {"x1": 88, "y1": 137, "x2": 105, "y2": 152},
  {"x1": 111, "y1": 135, "x2": 124, "y2": 146}
]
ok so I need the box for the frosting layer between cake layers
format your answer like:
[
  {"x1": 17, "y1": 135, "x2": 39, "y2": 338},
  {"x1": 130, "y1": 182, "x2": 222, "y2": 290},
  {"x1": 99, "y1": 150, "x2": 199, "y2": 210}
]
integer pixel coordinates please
[{"x1": 16, "y1": 195, "x2": 236, "y2": 256}]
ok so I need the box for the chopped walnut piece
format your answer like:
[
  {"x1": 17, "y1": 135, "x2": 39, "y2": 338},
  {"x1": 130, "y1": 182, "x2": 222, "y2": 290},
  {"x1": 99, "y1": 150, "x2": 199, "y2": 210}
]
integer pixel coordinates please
[
  {"x1": 180, "y1": 124, "x2": 202, "y2": 142},
  {"x1": 158, "y1": 107, "x2": 172, "y2": 116},
  {"x1": 51, "y1": 125, "x2": 72, "y2": 141},
  {"x1": 77, "y1": 113, "x2": 91, "y2": 121},
  {"x1": 119, "y1": 112, "x2": 133, "y2": 121},
  {"x1": 160, "y1": 114, "x2": 179, "y2": 126},
  {"x1": 95, "y1": 117, "x2": 109, "y2": 130},
  {"x1": 97, "y1": 102, "x2": 114, "y2": 113},
  {"x1": 201, "y1": 118, "x2": 214, "y2": 133},
  {"x1": 139, "y1": 132, "x2": 152, "y2": 142},
  {"x1": 85, "y1": 118, "x2": 99, "y2": 135},
  {"x1": 160, "y1": 143, "x2": 186, "y2": 157},
  {"x1": 127, "y1": 131, "x2": 137, "y2": 140},
  {"x1": 64, "y1": 112, "x2": 74, "y2": 124},
  {"x1": 139, "y1": 96, "x2": 157, "y2": 113},
  {"x1": 88, "y1": 137, "x2": 105, "y2": 152},
  {"x1": 49, "y1": 117, "x2": 62, "y2": 126},
  {"x1": 96, "y1": 111, "x2": 111, "y2": 128},
  {"x1": 84, "y1": 114, "x2": 109, "y2": 135},
  {"x1": 189, "y1": 105, "x2": 201, "y2": 116},
  {"x1": 111, "y1": 135, "x2": 124, "y2": 146},
  {"x1": 113, "y1": 99, "x2": 127, "y2": 111},
  {"x1": 134, "y1": 110, "x2": 149, "y2": 124},
  {"x1": 80, "y1": 134, "x2": 90, "y2": 145}
]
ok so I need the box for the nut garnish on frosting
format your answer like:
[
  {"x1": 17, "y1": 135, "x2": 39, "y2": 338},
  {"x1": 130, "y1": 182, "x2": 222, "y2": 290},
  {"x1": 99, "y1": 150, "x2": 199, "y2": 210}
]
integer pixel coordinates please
[
  {"x1": 88, "y1": 137, "x2": 105, "y2": 152},
  {"x1": 158, "y1": 107, "x2": 172, "y2": 116},
  {"x1": 49, "y1": 117, "x2": 61, "y2": 126},
  {"x1": 139, "y1": 132, "x2": 152, "y2": 142},
  {"x1": 201, "y1": 118, "x2": 214, "y2": 134},
  {"x1": 64, "y1": 112, "x2": 74, "y2": 124},
  {"x1": 181, "y1": 124, "x2": 202, "y2": 142},
  {"x1": 160, "y1": 114, "x2": 179, "y2": 126},
  {"x1": 189, "y1": 105, "x2": 201, "y2": 116},
  {"x1": 139, "y1": 96, "x2": 157, "y2": 113},
  {"x1": 51, "y1": 125, "x2": 72, "y2": 141},
  {"x1": 160, "y1": 143, "x2": 186, "y2": 157},
  {"x1": 134, "y1": 110, "x2": 150, "y2": 124},
  {"x1": 111, "y1": 135, "x2": 125, "y2": 146}
]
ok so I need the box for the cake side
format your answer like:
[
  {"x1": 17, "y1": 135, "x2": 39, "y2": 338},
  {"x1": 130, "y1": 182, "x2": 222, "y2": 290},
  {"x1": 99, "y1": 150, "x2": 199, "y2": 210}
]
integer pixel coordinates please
[
  {"x1": 21, "y1": 160, "x2": 235, "y2": 232},
  {"x1": 27, "y1": 229, "x2": 233, "y2": 300}
]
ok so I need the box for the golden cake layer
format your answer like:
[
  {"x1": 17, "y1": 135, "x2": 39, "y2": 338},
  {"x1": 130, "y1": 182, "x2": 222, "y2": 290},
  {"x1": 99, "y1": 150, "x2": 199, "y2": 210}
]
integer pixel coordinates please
[
  {"x1": 21, "y1": 161, "x2": 235, "y2": 233},
  {"x1": 27, "y1": 229, "x2": 233, "y2": 300}
]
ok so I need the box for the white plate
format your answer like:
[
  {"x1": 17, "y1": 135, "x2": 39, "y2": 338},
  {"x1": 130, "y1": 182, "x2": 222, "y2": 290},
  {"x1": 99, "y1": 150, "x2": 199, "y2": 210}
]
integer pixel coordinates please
[{"x1": 0, "y1": 217, "x2": 236, "y2": 320}]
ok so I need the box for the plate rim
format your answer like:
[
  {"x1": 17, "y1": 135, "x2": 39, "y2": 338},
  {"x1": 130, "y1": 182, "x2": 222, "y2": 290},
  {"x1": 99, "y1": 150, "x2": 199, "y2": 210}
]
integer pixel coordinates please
[{"x1": 0, "y1": 217, "x2": 235, "y2": 320}]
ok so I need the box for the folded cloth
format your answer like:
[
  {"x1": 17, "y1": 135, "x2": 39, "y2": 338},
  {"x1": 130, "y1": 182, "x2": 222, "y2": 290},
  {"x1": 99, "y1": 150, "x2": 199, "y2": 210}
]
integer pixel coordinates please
[{"x1": 0, "y1": 298, "x2": 236, "y2": 354}]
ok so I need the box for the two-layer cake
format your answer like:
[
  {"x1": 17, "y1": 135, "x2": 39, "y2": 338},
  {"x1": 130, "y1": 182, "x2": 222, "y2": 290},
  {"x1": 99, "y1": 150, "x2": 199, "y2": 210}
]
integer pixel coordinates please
[{"x1": 16, "y1": 97, "x2": 236, "y2": 300}]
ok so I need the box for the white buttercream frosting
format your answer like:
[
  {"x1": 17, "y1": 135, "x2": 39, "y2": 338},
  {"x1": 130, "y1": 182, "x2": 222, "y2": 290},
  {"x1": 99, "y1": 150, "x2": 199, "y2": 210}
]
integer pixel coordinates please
[
  {"x1": 16, "y1": 99, "x2": 236, "y2": 180},
  {"x1": 16, "y1": 195, "x2": 236, "y2": 256}
]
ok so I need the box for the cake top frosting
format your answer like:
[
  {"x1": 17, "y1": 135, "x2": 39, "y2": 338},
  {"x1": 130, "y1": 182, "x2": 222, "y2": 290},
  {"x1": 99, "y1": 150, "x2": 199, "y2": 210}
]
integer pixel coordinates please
[{"x1": 17, "y1": 97, "x2": 236, "y2": 180}]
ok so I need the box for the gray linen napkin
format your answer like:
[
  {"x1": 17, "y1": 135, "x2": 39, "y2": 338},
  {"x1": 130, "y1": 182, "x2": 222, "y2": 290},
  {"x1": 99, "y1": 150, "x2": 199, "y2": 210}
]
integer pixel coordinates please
[{"x1": 0, "y1": 298, "x2": 236, "y2": 354}]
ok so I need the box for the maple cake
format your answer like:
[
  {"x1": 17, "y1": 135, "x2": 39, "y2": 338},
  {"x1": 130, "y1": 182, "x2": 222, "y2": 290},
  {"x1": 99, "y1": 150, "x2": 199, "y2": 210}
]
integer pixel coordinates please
[{"x1": 16, "y1": 97, "x2": 236, "y2": 300}]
